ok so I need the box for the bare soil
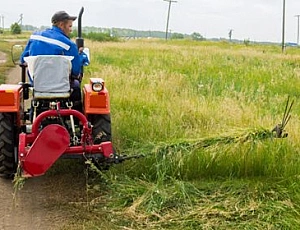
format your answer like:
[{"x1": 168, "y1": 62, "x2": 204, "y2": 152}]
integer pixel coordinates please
[
  {"x1": 0, "y1": 52, "x2": 6, "y2": 64},
  {"x1": 0, "y1": 53, "x2": 87, "y2": 230}
]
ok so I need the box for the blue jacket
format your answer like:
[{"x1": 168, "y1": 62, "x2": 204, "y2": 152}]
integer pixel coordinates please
[{"x1": 21, "y1": 26, "x2": 80, "y2": 76}]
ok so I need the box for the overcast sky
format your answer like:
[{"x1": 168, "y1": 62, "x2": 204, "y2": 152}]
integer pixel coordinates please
[{"x1": 1, "y1": 0, "x2": 300, "y2": 43}]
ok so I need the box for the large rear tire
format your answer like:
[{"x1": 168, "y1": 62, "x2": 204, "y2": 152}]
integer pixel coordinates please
[
  {"x1": 89, "y1": 114, "x2": 113, "y2": 170},
  {"x1": 91, "y1": 114, "x2": 112, "y2": 144},
  {"x1": 0, "y1": 113, "x2": 17, "y2": 178}
]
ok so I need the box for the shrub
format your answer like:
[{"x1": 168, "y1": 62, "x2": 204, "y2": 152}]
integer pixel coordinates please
[{"x1": 10, "y1": 23, "x2": 21, "y2": 34}]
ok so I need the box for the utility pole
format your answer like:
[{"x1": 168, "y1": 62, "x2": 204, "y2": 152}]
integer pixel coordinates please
[
  {"x1": 295, "y1": 14, "x2": 300, "y2": 45},
  {"x1": 228, "y1": 29, "x2": 233, "y2": 42},
  {"x1": 0, "y1": 15, "x2": 4, "y2": 32},
  {"x1": 18, "y1": 14, "x2": 23, "y2": 26},
  {"x1": 0, "y1": 15, "x2": 3, "y2": 34},
  {"x1": 281, "y1": 0, "x2": 286, "y2": 53},
  {"x1": 163, "y1": 0, "x2": 177, "y2": 40}
]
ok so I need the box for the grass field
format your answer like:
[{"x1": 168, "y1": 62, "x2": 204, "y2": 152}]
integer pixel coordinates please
[
  {"x1": 80, "y1": 39, "x2": 300, "y2": 229},
  {"x1": 2, "y1": 37, "x2": 300, "y2": 229}
]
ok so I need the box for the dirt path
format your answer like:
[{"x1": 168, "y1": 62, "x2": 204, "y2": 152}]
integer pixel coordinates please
[
  {"x1": 0, "y1": 165, "x2": 87, "y2": 230},
  {"x1": 0, "y1": 52, "x2": 6, "y2": 64},
  {"x1": 0, "y1": 52, "x2": 87, "y2": 230}
]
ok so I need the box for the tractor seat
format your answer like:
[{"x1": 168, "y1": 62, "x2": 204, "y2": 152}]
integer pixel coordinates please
[
  {"x1": 24, "y1": 55, "x2": 73, "y2": 99},
  {"x1": 33, "y1": 91, "x2": 71, "y2": 99}
]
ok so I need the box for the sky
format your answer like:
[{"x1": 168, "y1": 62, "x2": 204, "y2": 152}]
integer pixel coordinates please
[{"x1": 1, "y1": 0, "x2": 300, "y2": 43}]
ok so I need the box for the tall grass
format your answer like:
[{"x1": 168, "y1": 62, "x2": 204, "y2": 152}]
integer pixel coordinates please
[
  {"x1": 74, "y1": 40, "x2": 300, "y2": 229},
  {"x1": 84, "y1": 40, "x2": 300, "y2": 148}
]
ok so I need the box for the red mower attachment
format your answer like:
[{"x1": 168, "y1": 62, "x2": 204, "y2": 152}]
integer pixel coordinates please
[{"x1": 18, "y1": 106, "x2": 114, "y2": 177}]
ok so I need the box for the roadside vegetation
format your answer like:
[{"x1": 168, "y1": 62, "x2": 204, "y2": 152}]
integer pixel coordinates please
[
  {"x1": 0, "y1": 40, "x2": 16, "y2": 83},
  {"x1": 1, "y1": 36, "x2": 300, "y2": 229}
]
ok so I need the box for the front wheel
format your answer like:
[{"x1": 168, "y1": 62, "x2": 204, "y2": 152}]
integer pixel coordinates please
[{"x1": 0, "y1": 113, "x2": 17, "y2": 178}]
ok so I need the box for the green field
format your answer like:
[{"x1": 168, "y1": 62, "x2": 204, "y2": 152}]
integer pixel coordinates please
[{"x1": 2, "y1": 38, "x2": 300, "y2": 229}]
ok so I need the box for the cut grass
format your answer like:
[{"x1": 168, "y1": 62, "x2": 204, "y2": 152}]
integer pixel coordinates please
[{"x1": 73, "y1": 175, "x2": 300, "y2": 229}]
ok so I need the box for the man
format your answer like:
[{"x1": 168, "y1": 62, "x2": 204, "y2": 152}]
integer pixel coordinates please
[{"x1": 21, "y1": 10, "x2": 81, "y2": 103}]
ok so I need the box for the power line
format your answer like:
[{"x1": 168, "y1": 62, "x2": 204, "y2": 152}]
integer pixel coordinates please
[{"x1": 163, "y1": 0, "x2": 177, "y2": 41}]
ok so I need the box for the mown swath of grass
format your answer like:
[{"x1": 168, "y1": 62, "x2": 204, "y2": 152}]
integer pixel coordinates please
[
  {"x1": 151, "y1": 127, "x2": 273, "y2": 152},
  {"x1": 74, "y1": 126, "x2": 300, "y2": 229},
  {"x1": 81, "y1": 175, "x2": 300, "y2": 229}
]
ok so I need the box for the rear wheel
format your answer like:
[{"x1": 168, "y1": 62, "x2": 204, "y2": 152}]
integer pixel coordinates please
[
  {"x1": 91, "y1": 114, "x2": 112, "y2": 144},
  {"x1": 0, "y1": 113, "x2": 17, "y2": 178},
  {"x1": 89, "y1": 114, "x2": 113, "y2": 170}
]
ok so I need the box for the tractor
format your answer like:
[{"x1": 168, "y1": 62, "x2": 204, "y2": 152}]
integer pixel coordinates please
[{"x1": 0, "y1": 7, "x2": 139, "y2": 179}]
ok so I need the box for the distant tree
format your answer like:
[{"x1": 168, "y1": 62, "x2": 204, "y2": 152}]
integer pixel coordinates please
[
  {"x1": 10, "y1": 23, "x2": 21, "y2": 34},
  {"x1": 171, "y1": 32, "x2": 184, "y2": 39},
  {"x1": 243, "y1": 39, "x2": 250, "y2": 46},
  {"x1": 21, "y1": 24, "x2": 39, "y2": 32},
  {"x1": 85, "y1": 32, "x2": 119, "y2": 42},
  {"x1": 191, "y1": 32, "x2": 205, "y2": 41}
]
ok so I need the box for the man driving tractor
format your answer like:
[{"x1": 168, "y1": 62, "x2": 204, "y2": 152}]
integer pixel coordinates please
[
  {"x1": 20, "y1": 10, "x2": 82, "y2": 107},
  {"x1": 0, "y1": 6, "x2": 143, "y2": 179}
]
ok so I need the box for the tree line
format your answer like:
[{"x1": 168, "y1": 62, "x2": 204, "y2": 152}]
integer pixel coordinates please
[{"x1": 7, "y1": 24, "x2": 205, "y2": 41}]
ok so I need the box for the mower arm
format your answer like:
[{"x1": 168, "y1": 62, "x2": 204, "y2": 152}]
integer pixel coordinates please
[{"x1": 108, "y1": 153, "x2": 145, "y2": 164}]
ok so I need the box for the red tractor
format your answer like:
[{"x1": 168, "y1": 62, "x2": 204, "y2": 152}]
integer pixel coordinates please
[{"x1": 0, "y1": 7, "x2": 138, "y2": 179}]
